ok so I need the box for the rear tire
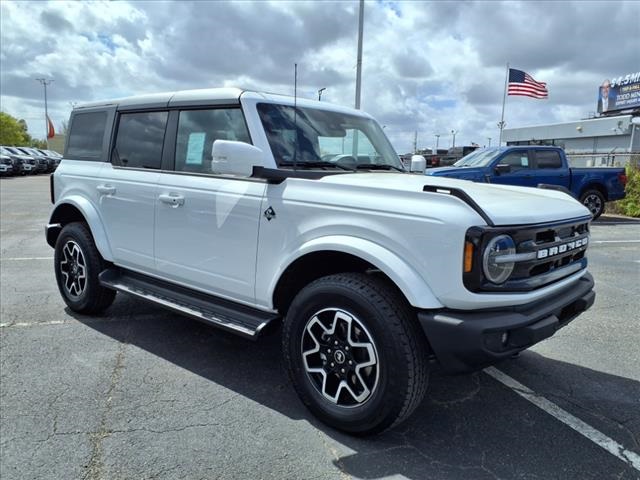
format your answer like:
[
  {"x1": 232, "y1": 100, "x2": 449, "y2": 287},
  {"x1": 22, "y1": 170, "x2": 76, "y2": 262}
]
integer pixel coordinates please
[
  {"x1": 54, "y1": 222, "x2": 116, "y2": 314},
  {"x1": 580, "y1": 189, "x2": 606, "y2": 219},
  {"x1": 282, "y1": 273, "x2": 429, "y2": 435}
]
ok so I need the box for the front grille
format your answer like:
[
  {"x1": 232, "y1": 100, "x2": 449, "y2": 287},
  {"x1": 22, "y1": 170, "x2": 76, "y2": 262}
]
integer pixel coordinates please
[{"x1": 465, "y1": 216, "x2": 591, "y2": 293}]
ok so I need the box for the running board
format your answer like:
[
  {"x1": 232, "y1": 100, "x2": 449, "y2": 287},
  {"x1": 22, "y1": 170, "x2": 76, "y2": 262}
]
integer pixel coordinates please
[{"x1": 99, "y1": 268, "x2": 280, "y2": 340}]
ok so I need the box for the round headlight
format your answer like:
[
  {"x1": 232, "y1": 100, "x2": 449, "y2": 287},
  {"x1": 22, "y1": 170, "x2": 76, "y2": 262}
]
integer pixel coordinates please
[{"x1": 482, "y1": 235, "x2": 516, "y2": 284}]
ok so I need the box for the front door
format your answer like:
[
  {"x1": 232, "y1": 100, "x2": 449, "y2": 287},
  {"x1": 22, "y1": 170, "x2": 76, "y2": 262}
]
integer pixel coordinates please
[
  {"x1": 491, "y1": 149, "x2": 540, "y2": 188},
  {"x1": 154, "y1": 107, "x2": 265, "y2": 305}
]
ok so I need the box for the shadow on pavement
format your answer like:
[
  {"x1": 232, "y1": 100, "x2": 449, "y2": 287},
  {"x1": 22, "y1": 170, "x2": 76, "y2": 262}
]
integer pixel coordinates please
[
  {"x1": 594, "y1": 215, "x2": 640, "y2": 225},
  {"x1": 73, "y1": 296, "x2": 640, "y2": 480}
]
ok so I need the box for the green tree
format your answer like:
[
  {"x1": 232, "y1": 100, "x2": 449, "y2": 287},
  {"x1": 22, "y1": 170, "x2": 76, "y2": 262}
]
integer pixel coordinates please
[{"x1": 0, "y1": 111, "x2": 29, "y2": 145}]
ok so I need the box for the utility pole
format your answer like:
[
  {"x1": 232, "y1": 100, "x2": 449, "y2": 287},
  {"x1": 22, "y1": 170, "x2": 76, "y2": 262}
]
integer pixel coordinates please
[
  {"x1": 487, "y1": 137, "x2": 492, "y2": 147},
  {"x1": 36, "y1": 78, "x2": 54, "y2": 148},
  {"x1": 413, "y1": 130, "x2": 418, "y2": 153},
  {"x1": 435, "y1": 134, "x2": 440, "y2": 152},
  {"x1": 318, "y1": 88, "x2": 326, "y2": 101},
  {"x1": 451, "y1": 130, "x2": 457, "y2": 149},
  {"x1": 354, "y1": 0, "x2": 364, "y2": 110}
]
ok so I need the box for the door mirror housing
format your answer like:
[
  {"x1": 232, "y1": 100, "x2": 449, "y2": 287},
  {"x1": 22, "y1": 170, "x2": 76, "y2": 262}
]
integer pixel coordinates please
[
  {"x1": 494, "y1": 163, "x2": 511, "y2": 175},
  {"x1": 211, "y1": 140, "x2": 264, "y2": 176},
  {"x1": 410, "y1": 155, "x2": 426, "y2": 173}
]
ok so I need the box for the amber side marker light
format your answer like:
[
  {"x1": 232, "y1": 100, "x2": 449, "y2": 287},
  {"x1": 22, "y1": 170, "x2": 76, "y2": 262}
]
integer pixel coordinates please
[{"x1": 464, "y1": 241, "x2": 474, "y2": 272}]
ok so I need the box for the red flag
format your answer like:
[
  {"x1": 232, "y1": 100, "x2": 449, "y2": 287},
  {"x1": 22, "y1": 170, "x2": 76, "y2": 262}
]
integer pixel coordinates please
[{"x1": 47, "y1": 115, "x2": 55, "y2": 139}]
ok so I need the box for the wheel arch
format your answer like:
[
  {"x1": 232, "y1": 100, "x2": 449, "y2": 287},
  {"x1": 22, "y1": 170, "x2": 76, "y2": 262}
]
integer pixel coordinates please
[
  {"x1": 47, "y1": 197, "x2": 113, "y2": 261},
  {"x1": 579, "y1": 182, "x2": 608, "y2": 201},
  {"x1": 271, "y1": 236, "x2": 442, "y2": 314}
]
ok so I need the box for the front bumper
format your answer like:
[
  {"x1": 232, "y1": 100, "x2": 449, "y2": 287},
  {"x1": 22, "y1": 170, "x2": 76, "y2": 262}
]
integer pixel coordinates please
[{"x1": 417, "y1": 272, "x2": 595, "y2": 374}]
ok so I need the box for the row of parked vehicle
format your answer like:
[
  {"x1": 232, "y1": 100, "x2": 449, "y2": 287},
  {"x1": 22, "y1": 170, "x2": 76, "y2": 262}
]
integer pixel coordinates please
[{"x1": 0, "y1": 146, "x2": 62, "y2": 176}]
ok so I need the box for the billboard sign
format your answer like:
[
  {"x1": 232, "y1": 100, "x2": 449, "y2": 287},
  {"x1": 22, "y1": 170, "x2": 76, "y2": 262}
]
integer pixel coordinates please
[{"x1": 597, "y1": 72, "x2": 640, "y2": 114}]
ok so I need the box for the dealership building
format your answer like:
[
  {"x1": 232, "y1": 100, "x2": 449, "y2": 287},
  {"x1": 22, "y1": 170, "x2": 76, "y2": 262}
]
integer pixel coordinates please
[{"x1": 502, "y1": 71, "x2": 640, "y2": 167}]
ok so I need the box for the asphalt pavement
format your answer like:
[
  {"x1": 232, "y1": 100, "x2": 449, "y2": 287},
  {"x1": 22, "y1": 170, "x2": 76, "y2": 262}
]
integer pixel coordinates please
[{"x1": 1, "y1": 175, "x2": 639, "y2": 480}]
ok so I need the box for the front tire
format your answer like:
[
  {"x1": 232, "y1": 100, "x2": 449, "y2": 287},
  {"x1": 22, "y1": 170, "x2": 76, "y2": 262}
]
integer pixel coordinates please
[
  {"x1": 580, "y1": 189, "x2": 606, "y2": 219},
  {"x1": 54, "y1": 222, "x2": 116, "y2": 314},
  {"x1": 282, "y1": 273, "x2": 429, "y2": 435}
]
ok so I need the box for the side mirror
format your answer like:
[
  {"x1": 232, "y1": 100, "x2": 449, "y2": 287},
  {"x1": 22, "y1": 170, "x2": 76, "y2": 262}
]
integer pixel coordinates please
[
  {"x1": 410, "y1": 155, "x2": 426, "y2": 173},
  {"x1": 494, "y1": 163, "x2": 511, "y2": 175},
  {"x1": 211, "y1": 140, "x2": 264, "y2": 176}
]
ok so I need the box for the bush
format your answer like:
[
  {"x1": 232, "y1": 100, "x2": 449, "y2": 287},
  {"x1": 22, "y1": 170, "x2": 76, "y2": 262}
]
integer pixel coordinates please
[{"x1": 616, "y1": 165, "x2": 640, "y2": 217}]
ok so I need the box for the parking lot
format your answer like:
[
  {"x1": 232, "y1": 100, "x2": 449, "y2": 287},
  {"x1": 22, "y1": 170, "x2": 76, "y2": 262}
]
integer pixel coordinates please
[{"x1": 1, "y1": 174, "x2": 639, "y2": 480}]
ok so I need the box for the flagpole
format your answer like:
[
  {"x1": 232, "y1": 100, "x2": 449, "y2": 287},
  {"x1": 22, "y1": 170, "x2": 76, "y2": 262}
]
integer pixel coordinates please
[{"x1": 498, "y1": 63, "x2": 509, "y2": 146}]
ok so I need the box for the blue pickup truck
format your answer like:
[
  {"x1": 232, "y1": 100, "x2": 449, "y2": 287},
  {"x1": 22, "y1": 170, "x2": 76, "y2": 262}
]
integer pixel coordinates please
[{"x1": 425, "y1": 146, "x2": 627, "y2": 219}]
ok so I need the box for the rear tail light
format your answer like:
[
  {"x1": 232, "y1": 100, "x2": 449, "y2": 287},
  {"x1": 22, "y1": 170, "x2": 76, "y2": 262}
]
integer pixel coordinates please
[{"x1": 618, "y1": 172, "x2": 627, "y2": 187}]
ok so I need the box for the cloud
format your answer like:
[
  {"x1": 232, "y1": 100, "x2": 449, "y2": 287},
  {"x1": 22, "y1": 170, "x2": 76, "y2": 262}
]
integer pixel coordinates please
[{"x1": 0, "y1": 0, "x2": 637, "y2": 152}]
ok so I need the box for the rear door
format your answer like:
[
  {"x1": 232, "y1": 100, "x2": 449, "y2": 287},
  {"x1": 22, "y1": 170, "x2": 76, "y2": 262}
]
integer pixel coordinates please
[
  {"x1": 491, "y1": 149, "x2": 540, "y2": 187},
  {"x1": 154, "y1": 107, "x2": 266, "y2": 304},
  {"x1": 98, "y1": 110, "x2": 168, "y2": 272},
  {"x1": 532, "y1": 149, "x2": 570, "y2": 189}
]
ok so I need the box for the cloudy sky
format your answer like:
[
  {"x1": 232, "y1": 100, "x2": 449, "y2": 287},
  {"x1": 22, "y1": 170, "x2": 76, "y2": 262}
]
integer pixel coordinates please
[{"x1": 1, "y1": 0, "x2": 638, "y2": 153}]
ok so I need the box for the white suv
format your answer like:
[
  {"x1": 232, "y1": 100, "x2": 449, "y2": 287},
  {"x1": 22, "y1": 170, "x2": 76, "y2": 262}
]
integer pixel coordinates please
[{"x1": 46, "y1": 88, "x2": 595, "y2": 434}]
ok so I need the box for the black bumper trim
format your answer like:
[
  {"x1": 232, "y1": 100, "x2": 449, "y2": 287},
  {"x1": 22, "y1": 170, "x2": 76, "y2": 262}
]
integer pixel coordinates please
[{"x1": 417, "y1": 272, "x2": 595, "y2": 374}]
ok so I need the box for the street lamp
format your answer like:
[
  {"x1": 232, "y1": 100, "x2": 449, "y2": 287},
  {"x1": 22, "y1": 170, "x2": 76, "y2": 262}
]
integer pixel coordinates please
[
  {"x1": 318, "y1": 87, "x2": 326, "y2": 101},
  {"x1": 35, "y1": 78, "x2": 54, "y2": 148},
  {"x1": 487, "y1": 137, "x2": 492, "y2": 147},
  {"x1": 451, "y1": 130, "x2": 457, "y2": 149},
  {"x1": 435, "y1": 134, "x2": 440, "y2": 152}
]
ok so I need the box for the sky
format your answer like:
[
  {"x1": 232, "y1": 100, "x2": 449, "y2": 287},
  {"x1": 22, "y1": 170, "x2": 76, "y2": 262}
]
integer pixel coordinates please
[{"x1": 1, "y1": 0, "x2": 638, "y2": 154}]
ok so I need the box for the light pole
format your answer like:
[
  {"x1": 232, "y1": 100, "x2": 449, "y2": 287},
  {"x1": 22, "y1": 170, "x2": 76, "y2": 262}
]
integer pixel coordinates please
[
  {"x1": 318, "y1": 88, "x2": 326, "y2": 101},
  {"x1": 434, "y1": 134, "x2": 440, "y2": 152},
  {"x1": 487, "y1": 137, "x2": 491, "y2": 147},
  {"x1": 451, "y1": 130, "x2": 457, "y2": 149},
  {"x1": 36, "y1": 78, "x2": 54, "y2": 148}
]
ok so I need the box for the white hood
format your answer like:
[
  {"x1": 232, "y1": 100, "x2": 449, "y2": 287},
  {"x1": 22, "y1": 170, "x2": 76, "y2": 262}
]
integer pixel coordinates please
[{"x1": 320, "y1": 173, "x2": 591, "y2": 226}]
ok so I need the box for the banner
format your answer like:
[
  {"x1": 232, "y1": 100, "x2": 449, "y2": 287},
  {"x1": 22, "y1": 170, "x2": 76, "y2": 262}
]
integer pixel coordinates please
[{"x1": 597, "y1": 72, "x2": 640, "y2": 114}]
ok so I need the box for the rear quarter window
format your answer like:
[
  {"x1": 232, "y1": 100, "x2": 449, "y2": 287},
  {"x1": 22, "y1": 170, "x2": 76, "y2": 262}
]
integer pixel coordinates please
[{"x1": 66, "y1": 111, "x2": 108, "y2": 161}]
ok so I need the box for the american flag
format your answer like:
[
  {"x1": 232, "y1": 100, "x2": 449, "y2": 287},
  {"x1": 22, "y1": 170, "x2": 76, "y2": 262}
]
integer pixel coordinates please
[{"x1": 508, "y1": 68, "x2": 548, "y2": 99}]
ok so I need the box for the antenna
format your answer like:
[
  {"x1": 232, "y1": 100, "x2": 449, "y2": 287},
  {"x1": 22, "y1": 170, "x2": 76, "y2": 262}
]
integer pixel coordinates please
[{"x1": 293, "y1": 63, "x2": 298, "y2": 170}]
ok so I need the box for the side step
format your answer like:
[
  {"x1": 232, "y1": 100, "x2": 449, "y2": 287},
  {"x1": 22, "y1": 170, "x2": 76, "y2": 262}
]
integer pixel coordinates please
[{"x1": 99, "y1": 268, "x2": 280, "y2": 340}]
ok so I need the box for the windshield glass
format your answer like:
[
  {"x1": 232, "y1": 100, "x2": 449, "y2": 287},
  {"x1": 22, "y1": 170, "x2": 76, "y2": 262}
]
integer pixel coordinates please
[
  {"x1": 454, "y1": 148, "x2": 503, "y2": 167},
  {"x1": 257, "y1": 103, "x2": 403, "y2": 171}
]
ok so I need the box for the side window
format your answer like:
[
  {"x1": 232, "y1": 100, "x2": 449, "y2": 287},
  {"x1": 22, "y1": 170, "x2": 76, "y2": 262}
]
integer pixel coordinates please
[
  {"x1": 500, "y1": 151, "x2": 530, "y2": 171},
  {"x1": 114, "y1": 111, "x2": 168, "y2": 169},
  {"x1": 67, "y1": 111, "x2": 107, "y2": 161},
  {"x1": 175, "y1": 108, "x2": 250, "y2": 174},
  {"x1": 535, "y1": 150, "x2": 562, "y2": 169}
]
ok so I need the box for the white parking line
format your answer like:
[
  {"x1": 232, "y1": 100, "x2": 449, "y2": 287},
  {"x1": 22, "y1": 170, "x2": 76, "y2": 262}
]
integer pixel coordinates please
[
  {"x1": 0, "y1": 257, "x2": 53, "y2": 261},
  {"x1": 0, "y1": 320, "x2": 67, "y2": 328},
  {"x1": 591, "y1": 240, "x2": 640, "y2": 244},
  {"x1": 485, "y1": 367, "x2": 640, "y2": 471}
]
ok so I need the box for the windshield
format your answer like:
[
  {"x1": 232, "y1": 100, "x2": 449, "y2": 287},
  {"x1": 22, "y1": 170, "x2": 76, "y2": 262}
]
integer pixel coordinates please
[
  {"x1": 454, "y1": 148, "x2": 503, "y2": 167},
  {"x1": 257, "y1": 103, "x2": 403, "y2": 171}
]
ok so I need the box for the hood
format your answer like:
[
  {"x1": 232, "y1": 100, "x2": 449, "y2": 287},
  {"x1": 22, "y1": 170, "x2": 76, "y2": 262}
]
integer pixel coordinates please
[
  {"x1": 319, "y1": 172, "x2": 590, "y2": 226},
  {"x1": 425, "y1": 166, "x2": 484, "y2": 179}
]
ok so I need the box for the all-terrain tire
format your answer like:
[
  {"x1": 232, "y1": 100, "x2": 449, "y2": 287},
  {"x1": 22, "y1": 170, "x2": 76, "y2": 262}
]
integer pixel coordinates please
[
  {"x1": 282, "y1": 272, "x2": 429, "y2": 435},
  {"x1": 54, "y1": 222, "x2": 116, "y2": 314},
  {"x1": 580, "y1": 189, "x2": 606, "y2": 219}
]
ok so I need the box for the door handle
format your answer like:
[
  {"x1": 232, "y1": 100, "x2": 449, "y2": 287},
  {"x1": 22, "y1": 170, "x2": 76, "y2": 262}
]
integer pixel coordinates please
[
  {"x1": 159, "y1": 193, "x2": 185, "y2": 207},
  {"x1": 96, "y1": 184, "x2": 116, "y2": 195}
]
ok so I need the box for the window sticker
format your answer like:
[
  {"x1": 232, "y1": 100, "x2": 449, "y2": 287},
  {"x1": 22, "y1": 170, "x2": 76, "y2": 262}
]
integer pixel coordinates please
[
  {"x1": 186, "y1": 132, "x2": 206, "y2": 165},
  {"x1": 521, "y1": 156, "x2": 529, "y2": 167}
]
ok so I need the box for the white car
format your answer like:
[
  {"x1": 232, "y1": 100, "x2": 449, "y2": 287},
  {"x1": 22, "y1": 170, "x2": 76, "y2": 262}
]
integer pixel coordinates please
[{"x1": 46, "y1": 88, "x2": 595, "y2": 434}]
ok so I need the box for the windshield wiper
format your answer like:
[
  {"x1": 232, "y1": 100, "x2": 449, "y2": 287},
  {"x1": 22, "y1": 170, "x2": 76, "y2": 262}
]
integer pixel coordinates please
[
  {"x1": 279, "y1": 161, "x2": 354, "y2": 171},
  {"x1": 355, "y1": 163, "x2": 404, "y2": 172}
]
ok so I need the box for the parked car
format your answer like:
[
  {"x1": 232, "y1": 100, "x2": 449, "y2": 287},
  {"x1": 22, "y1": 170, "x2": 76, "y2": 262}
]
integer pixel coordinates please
[
  {"x1": 425, "y1": 146, "x2": 627, "y2": 219},
  {"x1": 46, "y1": 88, "x2": 595, "y2": 435},
  {"x1": 34, "y1": 148, "x2": 60, "y2": 172},
  {"x1": 1, "y1": 146, "x2": 36, "y2": 175},
  {"x1": 17, "y1": 147, "x2": 49, "y2": 173},
  {"x1": 0, "y1": 154, "x2": 14, "y2": 176}
]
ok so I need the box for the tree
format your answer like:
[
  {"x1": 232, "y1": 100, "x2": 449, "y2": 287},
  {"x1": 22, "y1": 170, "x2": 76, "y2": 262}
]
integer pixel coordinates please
[{"x1": 0, "y1": 112, "x2": 29, "y2": 145}]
